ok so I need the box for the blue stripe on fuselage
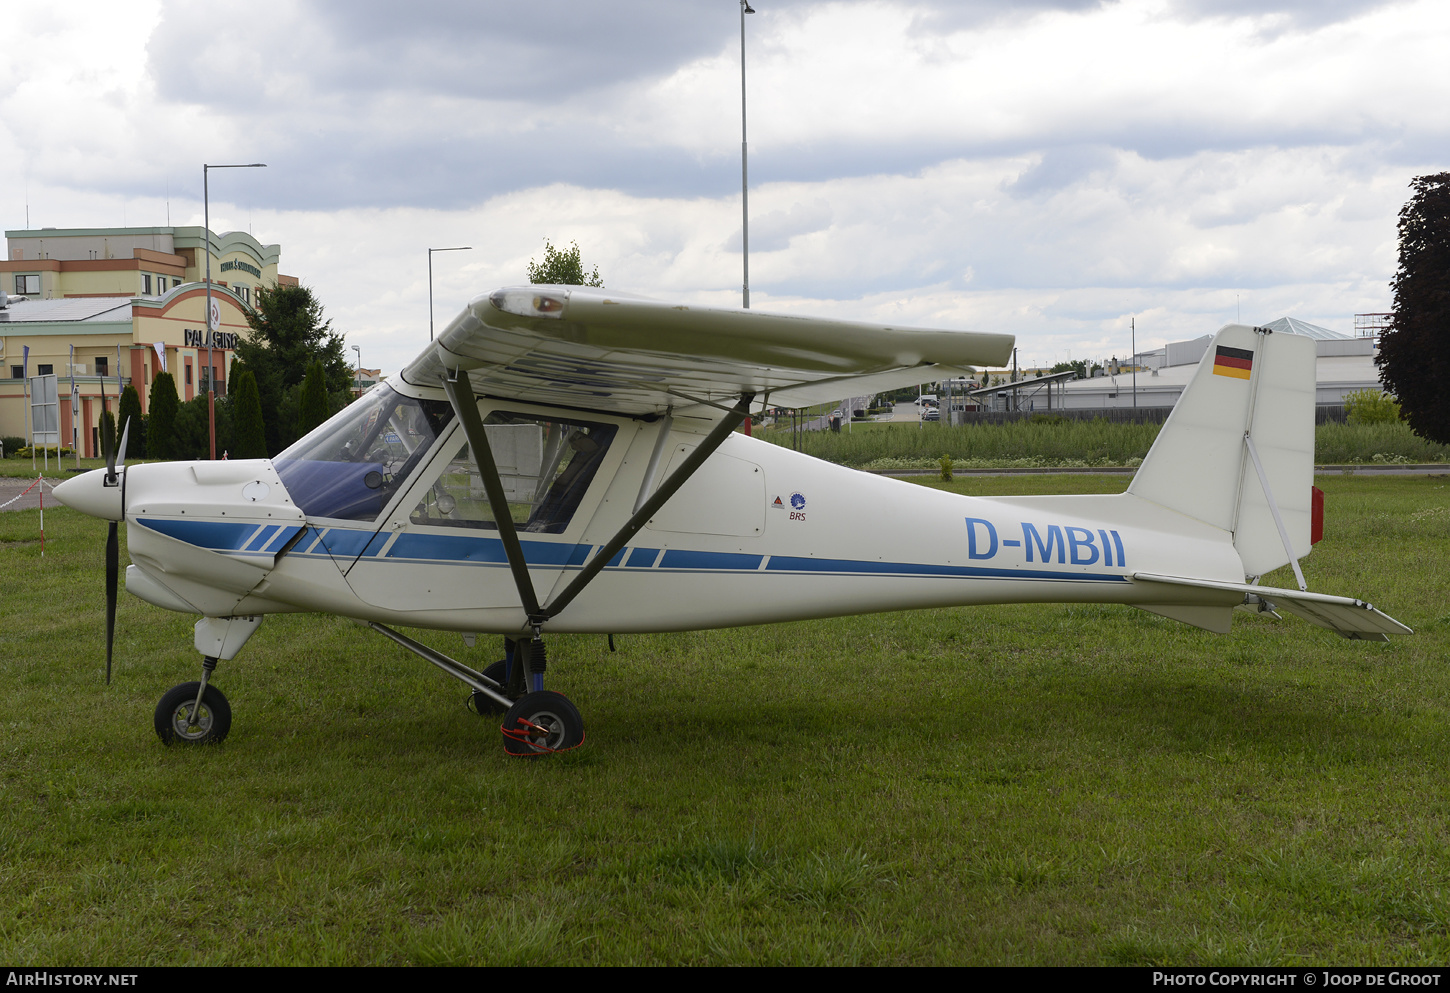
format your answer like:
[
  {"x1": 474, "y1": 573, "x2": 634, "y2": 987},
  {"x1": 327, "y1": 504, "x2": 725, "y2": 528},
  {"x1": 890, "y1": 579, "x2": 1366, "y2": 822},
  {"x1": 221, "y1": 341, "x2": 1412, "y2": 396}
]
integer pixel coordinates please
[
  {"x1": 137, "y1": 518, "x2": 259, "y2": 551},
  {"x1": 765, "y1": 555, "x2": 1125, "y2": 583}
]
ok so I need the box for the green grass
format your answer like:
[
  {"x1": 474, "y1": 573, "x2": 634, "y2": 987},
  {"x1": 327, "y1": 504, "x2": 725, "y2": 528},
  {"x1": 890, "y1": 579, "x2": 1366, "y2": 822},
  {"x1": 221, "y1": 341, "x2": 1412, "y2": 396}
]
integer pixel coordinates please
[
  {"x1": 760, "y1": 419, "x2": 1450, "y2": 470},
  {"x1": 1, "y1": 474, "x2": 1449, "y2": 964}
]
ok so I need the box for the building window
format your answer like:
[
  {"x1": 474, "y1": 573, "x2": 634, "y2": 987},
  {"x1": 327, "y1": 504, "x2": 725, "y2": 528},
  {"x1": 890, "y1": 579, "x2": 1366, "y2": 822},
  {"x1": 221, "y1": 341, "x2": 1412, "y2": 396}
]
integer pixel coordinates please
[
  {"x1": 37, "y1": 364, "x2": 54, "y2": 375},
  {"x1": 14, "y1": 274, "x2": 39, "y2": 295},
  {"x1": 238, "y1": 286, "x2": 250, "y2": 305},
  {"x1": 9, "y1": 366, "x2": 21, "y2": 380},
  {"x1": 95, "y1": 357, "x2": 109, "y2": 377},
  {"x1": 185, "y1": 363, "x2": 192, "y2": 386},
  {"x1": 173, "y1": 277, "x2": 181, "y2": 289},
  {"x1": 142, "y1": 274, "x2": 152, "y2": 295}
]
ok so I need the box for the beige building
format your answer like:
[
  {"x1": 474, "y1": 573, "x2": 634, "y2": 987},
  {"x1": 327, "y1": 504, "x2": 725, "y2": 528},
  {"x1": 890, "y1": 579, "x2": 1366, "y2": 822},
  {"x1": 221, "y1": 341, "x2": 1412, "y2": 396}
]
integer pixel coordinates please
[{"x1": 0, "y1": 226, "x2": 297, "y2": 455}]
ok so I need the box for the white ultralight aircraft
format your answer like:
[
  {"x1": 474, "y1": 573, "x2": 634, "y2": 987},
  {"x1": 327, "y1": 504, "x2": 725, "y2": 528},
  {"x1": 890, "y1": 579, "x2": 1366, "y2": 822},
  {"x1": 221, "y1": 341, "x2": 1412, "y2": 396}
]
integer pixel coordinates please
[{"x1": 55, "y1": 286, "x2": 1412, "y2": 756}]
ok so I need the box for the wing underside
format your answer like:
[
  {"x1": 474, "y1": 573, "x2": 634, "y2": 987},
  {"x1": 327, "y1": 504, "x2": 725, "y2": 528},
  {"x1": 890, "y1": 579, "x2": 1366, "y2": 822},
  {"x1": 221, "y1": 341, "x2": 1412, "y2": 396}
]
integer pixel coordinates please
[{"x1": 401, "y1": 286, "x2": 1016, "y2": 417}]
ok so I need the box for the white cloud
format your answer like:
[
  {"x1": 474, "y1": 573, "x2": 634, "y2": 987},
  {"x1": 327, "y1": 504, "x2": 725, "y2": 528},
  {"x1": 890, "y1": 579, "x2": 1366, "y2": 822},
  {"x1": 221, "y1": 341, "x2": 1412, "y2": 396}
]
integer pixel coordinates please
[{"x1": 1, "y1": 0, "x2": 1444, "y2": 384}]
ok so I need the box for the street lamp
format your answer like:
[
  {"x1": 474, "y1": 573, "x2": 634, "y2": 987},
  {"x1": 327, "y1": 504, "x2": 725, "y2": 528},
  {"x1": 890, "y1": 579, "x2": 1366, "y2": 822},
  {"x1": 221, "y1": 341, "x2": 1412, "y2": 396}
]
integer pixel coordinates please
[
  {"x1": 428, "y1": 247, "x2": 472, "y2": 341},
  {"x1": 352, "y1": 344, "x2": 362, "y2": 398},
  {"x1": 740, "y1": 1, "x2": 755, "y2": 309},
  {"x1": 204, "y1": 162, "x2": 266, "y2": 459}
]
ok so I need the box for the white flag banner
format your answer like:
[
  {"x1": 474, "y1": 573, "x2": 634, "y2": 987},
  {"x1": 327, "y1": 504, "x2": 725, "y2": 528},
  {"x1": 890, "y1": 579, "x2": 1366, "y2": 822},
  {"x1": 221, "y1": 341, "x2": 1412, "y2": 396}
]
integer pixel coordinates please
[{"x1": 153, "y1": 342, "x2": 167, "y2": 373}]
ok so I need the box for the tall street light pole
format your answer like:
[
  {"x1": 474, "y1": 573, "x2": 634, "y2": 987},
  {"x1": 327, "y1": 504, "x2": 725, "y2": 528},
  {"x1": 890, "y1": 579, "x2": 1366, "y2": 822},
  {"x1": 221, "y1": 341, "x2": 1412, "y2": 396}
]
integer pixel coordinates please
[
  {"x1": 429, "y1": 247, "x2": 472, "y2": 341},
  {"x1": 1131, "y1": 316, "x2": 1138, "y2": 409},
  {"x1": 740, "y1": 1, "x2": 755, "y2": 310},
  {"x1": 352, "y1": 344, "x2": 363, "y2": 398},
  {"x1": 204, "y1": 162, "x2": 266, "y2": 459}
]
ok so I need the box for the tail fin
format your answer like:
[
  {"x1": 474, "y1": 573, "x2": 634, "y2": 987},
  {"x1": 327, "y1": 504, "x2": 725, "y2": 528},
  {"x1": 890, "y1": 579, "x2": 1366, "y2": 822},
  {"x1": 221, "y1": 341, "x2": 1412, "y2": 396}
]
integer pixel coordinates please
[{"x1": 1128, "y1": 324, "x2": 1316, "y2": 580}]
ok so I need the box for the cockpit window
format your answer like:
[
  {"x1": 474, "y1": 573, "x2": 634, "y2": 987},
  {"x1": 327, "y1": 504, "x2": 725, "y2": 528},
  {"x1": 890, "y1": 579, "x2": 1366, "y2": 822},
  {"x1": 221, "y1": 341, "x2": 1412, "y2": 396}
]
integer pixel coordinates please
[
  {"x1": 274, "y1": 384, "x2": 453, "y2": 522},
  {"x1": 410, "y1": 412, "x2": 617, "y2": 535}
]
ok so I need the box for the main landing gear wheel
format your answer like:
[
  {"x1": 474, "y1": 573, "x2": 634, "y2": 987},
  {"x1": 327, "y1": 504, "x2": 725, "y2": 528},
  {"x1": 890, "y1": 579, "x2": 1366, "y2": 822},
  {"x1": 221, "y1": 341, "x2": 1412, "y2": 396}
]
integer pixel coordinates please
[
  {"x1": 154, "y1": 681, "x2": 232, "y2": 746},
  {"x1": 470, "y1": 660, "x2": 512, "y2": 716},
  {"x1": 501, "y1": 690, "x2": 584, "y2": 758}
]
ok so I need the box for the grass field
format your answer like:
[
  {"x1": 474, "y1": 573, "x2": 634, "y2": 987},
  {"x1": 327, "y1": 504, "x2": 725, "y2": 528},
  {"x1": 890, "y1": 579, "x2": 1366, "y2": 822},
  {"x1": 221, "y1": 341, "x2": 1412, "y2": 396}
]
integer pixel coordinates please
[{"x1": 1, "y1": 474, "x2": 1448, "y2": 965}]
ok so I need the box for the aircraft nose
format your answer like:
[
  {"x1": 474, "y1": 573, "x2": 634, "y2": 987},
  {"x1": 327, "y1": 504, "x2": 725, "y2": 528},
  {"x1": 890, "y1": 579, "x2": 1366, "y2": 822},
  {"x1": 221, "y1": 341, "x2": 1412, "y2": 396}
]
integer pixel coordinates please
[{"x1": 52, "y1": 467, "x2": 125, "y2": 521}]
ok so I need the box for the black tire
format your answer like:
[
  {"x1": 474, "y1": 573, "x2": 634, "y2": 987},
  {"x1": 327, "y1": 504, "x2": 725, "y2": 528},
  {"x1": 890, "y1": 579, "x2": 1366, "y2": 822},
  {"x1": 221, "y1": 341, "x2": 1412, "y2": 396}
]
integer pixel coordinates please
[
  {"x1": 471, "y1": 660, "x2": 512, "y2": 715},
  {"x1": 501, "y1": 690, "x2": 584, "y2": 758},
  {"x1": 154, "y1": 681, "x2": 232, "y2": 746}
]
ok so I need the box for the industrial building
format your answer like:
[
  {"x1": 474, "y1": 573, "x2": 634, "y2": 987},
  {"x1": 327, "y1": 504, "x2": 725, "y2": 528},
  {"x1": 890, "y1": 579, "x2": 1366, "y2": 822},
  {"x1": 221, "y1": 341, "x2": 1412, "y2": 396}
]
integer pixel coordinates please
[{"x1": 962, "y1": 317, "x2": 1382, "y2": 415}]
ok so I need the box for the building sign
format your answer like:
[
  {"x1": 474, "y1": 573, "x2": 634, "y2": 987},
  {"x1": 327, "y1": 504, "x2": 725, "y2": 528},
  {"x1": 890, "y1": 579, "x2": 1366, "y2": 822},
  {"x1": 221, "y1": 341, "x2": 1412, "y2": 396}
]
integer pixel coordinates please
[
  {"x1": 219, "y1": 259, "x2": 263, "y2": 278},
  {"x1": 184, "y1": 328, "x2": 240, "y2": 349}
]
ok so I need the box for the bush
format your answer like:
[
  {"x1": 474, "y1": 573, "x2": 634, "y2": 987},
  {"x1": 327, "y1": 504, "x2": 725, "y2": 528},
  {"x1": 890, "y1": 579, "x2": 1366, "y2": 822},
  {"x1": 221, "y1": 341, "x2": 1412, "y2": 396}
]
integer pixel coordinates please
[
  {"x1": 1344, "y1": 389, "x2": 1402, "y2": 426},
  {"x1": 14, "y1": 446, "x2": 75, "y2": 458},
  {"x1": 1, "y1": 436, "x2": 24, "y2": 457},
  {"x1": 939, "y1": 454, "x2": 954, "y2": 481}
]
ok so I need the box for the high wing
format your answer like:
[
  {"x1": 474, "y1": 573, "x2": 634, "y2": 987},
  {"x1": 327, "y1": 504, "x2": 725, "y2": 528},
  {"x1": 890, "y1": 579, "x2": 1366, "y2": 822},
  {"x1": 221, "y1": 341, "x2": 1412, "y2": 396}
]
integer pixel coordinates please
[{"x1": 401, "y1": 285, "x2": 1015, "y2": 415}]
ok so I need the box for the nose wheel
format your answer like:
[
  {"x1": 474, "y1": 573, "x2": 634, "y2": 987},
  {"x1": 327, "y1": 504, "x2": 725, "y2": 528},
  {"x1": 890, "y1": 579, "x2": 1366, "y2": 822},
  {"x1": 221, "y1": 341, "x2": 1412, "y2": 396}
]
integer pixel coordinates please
[{"x1": 154, "y1": 681, "x2": 232, "y2": 745}]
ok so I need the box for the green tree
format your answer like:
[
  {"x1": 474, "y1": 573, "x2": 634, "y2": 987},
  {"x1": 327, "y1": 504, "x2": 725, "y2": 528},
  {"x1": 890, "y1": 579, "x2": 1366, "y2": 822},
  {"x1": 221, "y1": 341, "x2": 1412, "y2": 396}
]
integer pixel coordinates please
[
  {"x1": 116, "y1": 384, "x2": 145, "y2": 458},
  {"x1": 297, "y1": 361, "x2": 329, "y2": 438},
  {"x1": 231, "y1": 371, "x2": 268, "y2": 460},
  {"x1": 527, "y1": 239, "x2": 604, "y2": 287},
  {"x1": 236, "y1": 283, "x2": 350, "y2": 454},
  {"x1": 1344, "y1": 389, "x2": 1403, "y2": 426},
  {"x1": 146, "y1": 372, "x2": 180, "y2": 461},
  {"x1": 1379, "y1": 173, "x2": 1450, "y2": 444},
  {"x1": 172, "y1": 394, "x2": 233, "y2": 461}
]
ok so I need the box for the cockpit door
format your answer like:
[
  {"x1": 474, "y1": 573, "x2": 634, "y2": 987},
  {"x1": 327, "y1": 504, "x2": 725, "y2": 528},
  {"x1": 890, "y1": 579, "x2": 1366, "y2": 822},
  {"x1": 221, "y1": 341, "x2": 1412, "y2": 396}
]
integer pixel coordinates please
[{"x1": 336, "y1": 406, "x2": 632, "y2": 614}]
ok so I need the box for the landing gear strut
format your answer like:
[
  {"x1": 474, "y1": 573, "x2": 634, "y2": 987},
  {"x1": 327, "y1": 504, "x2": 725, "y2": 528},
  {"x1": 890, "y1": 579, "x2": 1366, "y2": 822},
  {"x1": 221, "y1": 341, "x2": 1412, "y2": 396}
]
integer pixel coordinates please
[{"x1": 367, "y1": 623, "x2": 584, "y2": 756}]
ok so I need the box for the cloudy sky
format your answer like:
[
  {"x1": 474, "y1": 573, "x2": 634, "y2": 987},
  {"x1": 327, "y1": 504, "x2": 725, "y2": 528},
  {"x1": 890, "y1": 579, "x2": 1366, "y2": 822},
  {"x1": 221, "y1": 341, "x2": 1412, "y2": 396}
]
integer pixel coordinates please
[{"x1": 3, "y1": 0, "x2": 1445, "y2": 373}]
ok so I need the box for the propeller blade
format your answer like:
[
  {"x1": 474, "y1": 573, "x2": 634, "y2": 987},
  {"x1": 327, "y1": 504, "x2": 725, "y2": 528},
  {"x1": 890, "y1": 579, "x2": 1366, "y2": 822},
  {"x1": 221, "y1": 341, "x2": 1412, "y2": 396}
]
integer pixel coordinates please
[
  {"x1": 105, "y1": 520, "x2": 118, "y2": 684},
  {"x1": 106, "y1": 416, "x2": 131, "y2": 685},
  {"x1": 102, "y1": 415, "x2": 116, "y2": 483}
]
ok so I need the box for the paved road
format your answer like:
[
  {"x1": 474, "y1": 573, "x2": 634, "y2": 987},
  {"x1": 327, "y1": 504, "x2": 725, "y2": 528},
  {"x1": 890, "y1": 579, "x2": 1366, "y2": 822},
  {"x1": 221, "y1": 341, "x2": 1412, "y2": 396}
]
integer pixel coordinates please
[{"x1": 0, "y1": 475, "x2": 63, "y2": 512}]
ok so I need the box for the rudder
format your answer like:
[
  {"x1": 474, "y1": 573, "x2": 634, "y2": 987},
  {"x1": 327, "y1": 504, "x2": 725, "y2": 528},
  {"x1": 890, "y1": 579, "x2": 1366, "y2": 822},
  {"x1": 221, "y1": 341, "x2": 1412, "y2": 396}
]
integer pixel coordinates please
[{"x1": 1127, "y1": 324, "x2": 1316, "y2": 580}]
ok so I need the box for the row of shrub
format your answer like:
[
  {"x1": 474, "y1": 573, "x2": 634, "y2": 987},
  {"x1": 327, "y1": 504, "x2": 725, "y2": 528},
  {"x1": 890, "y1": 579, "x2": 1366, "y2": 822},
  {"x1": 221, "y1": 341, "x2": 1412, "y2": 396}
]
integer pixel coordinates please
[{"x1": 762, "y1": 416, "x2": 1450, "y2": 469}]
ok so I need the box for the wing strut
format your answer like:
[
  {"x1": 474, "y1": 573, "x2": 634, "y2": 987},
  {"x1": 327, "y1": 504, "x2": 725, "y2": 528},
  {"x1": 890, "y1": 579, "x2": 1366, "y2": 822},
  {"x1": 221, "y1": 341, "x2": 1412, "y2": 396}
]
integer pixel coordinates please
[
  {"x1": 442, "y1": 372, "x2": 754, "y2": 627},
  {"x1": 442, "y1": 373, "x2": 543, "y2": 621}
]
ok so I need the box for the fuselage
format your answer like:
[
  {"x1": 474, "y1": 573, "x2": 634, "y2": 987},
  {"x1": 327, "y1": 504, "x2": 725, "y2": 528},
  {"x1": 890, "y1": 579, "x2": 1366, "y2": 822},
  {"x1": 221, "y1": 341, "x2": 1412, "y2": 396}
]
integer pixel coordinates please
[{"x1": 58, "y1": 384, "x2": 1250, "y2": 636}]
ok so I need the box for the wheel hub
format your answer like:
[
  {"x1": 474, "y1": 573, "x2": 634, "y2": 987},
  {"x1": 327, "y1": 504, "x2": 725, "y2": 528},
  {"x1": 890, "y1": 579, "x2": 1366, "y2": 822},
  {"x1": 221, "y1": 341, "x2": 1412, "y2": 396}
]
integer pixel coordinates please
[
  {"x1": 171, "y1": 703, "x2": 212, "y2": 741},
  {"x1": 517, "y1": 711, "x2": 566, "y2": 751}
]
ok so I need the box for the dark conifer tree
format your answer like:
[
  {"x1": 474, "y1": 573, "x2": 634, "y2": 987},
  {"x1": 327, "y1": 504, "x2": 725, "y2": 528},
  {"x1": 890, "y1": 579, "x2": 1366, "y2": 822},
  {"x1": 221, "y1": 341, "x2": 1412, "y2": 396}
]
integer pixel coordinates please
[
  {"x1": 116, "y1": 384, "x2": 145, "y2": 458},
  {"x1": 231, "y1": 371, "x2": 268, "y2": 460},
  {"x1": 297, "y1": 360, "x2": 329, "y2": 438},
  {"x1": 146, "y1": 372, "x2": 180, "y2": 461}
]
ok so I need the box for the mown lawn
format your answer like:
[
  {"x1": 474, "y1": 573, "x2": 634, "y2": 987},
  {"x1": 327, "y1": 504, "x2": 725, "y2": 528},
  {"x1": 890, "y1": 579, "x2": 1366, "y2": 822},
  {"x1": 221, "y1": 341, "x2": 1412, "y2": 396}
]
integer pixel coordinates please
[{"x1": 1, "y1": 474, "x2": 1447, "y2": 965}]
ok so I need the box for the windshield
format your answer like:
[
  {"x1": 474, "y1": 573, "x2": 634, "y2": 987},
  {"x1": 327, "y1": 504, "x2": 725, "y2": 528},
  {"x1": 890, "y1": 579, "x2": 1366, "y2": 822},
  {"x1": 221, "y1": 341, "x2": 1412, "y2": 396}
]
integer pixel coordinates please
[{"x1": 274, "y1": 384, "x2": 454, "y2": 522}]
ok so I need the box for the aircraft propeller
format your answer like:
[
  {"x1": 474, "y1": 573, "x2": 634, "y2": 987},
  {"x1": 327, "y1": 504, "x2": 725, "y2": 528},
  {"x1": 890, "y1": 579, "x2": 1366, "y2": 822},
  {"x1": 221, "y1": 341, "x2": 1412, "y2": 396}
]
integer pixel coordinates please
[{"x1": 103, "y1": 417, "x2": 130, "y2": 685}]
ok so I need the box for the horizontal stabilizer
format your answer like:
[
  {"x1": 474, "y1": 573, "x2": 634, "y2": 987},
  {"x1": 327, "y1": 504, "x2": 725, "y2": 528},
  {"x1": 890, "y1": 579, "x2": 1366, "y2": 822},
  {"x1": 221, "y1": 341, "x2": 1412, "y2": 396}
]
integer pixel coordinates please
[{"x1": 1132, "y1": 573, "x2": 1412, "y2": 642}]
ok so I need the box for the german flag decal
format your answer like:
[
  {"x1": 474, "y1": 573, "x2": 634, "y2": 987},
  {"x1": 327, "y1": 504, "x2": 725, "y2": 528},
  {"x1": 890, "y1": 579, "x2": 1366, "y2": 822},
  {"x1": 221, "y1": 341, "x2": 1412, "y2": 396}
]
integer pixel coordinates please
[{"x1": 1213, "y1": 345, "x2": 1254, "y2": 380}]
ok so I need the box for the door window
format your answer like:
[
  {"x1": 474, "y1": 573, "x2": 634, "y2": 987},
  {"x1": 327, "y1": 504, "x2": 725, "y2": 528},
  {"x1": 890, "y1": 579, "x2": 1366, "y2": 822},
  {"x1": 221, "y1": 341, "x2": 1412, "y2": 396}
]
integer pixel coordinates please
[{"x1": 410, "y1": 412, "x2": 617, "y2": 535}]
